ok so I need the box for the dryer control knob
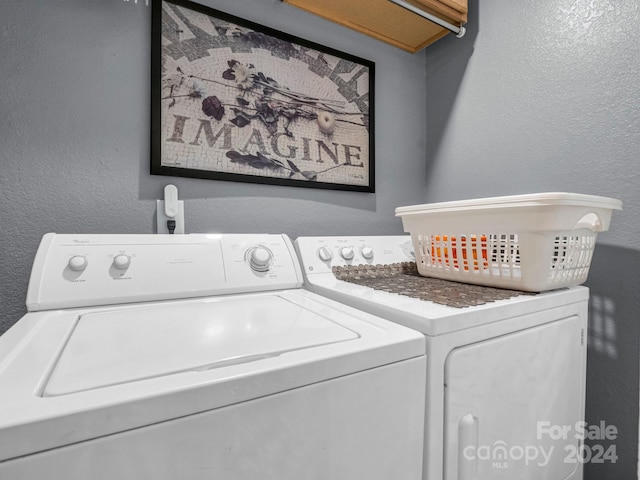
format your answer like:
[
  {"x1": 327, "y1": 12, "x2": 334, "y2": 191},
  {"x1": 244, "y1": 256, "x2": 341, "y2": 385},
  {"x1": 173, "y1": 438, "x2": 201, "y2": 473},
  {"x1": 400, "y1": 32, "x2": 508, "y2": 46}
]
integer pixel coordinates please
[
  {"x1": 247, "y1": 247, "x2": 273, "y2": 272},
  {"x1": 113, "y1": 255, "x2": 131, "y2": 270},
  {"x1": 318, "y1": 246, "x2": 333, "y2": 262},
  {"x1": 361, "y1": 246, "x2": 374, "y2": 259},
  {"x1": 340, "y1": 247, "x2": 354, "y2": 261},
  {"x1": 68, "y1": 256, "x2": 88, "y2": 272}
]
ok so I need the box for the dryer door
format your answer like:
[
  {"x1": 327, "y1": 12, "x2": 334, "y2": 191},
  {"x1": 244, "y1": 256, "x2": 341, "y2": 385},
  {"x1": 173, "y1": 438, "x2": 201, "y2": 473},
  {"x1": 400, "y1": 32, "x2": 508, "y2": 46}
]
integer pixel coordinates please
[{"x1": 444, "y1": 315, "x2": 584, "y2": 480}]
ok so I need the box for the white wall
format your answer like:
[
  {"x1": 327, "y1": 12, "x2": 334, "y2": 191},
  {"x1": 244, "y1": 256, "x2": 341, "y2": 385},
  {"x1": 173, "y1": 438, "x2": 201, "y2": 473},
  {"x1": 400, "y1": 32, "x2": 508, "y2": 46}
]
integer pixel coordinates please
[{"x1": 423, "y1": 1, "x2": 640, "y2": 478}]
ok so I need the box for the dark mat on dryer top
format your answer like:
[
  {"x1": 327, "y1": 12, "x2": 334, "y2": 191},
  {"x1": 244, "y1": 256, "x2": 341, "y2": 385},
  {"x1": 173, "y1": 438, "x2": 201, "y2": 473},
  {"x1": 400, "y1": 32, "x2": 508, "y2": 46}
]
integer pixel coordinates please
[{"x1": 331, "y1": 262, "x2": 533, "y2": 308}]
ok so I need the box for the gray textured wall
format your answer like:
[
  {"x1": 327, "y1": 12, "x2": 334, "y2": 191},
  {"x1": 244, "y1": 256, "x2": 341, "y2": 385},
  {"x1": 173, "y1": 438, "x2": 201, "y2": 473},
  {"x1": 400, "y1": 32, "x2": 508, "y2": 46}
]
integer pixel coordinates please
[
  {"x1": 1, "y1": 0, "x2": 639, "y2": 478},
  {"x1": 424, "y1": 1, "x2": 640, "y2": 478},
  {"x1": 0, "y1": 0, "x2": 428, "y2": 334}
]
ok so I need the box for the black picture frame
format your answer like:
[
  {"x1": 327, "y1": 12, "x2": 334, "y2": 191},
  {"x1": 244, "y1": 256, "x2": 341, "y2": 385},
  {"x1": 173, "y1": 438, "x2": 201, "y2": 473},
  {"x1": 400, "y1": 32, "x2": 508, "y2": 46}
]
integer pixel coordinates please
[{"x1": 151, "y1": 0, "x2": 375, "y2": 192}]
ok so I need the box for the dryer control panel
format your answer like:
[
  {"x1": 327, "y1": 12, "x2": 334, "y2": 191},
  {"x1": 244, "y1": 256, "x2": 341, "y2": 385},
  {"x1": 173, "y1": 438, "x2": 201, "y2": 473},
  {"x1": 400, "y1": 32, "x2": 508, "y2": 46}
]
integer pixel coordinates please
[
  {"x1": 27, "y1": 234, "x2": 303, "y2": 311},
  {"x1": 294, "y1": 236, "x2": 415, "y2": 275}
]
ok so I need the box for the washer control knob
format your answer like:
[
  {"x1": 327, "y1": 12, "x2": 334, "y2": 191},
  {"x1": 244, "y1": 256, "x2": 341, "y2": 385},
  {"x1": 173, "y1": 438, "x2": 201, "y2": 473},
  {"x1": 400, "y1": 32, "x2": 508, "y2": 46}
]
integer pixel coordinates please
[
  {"x1": 340, "y1": 247, "x2": 354, "y2": 261},
  {"x1": 68, "y1": 256, "x2": 88, "y2": 272},
  {"x1": 317, "y1": 246, "x2": 333, "y2": 262},
  {"x1": 113, "y1": 254, "x2": 131, "y2": 270},
  {"x1": 248, "y1": 247, "x2": 273, "y2": 272},
  {"x1": 361, "y1": 246, "x2": 374, "y2": 259}
]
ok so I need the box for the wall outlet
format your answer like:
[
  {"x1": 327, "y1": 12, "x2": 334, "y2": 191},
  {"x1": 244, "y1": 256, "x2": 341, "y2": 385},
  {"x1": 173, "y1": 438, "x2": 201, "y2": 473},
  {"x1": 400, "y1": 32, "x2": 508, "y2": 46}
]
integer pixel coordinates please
[{"x1": 156, "y1": 200, "x2": 185, "y2": 234}]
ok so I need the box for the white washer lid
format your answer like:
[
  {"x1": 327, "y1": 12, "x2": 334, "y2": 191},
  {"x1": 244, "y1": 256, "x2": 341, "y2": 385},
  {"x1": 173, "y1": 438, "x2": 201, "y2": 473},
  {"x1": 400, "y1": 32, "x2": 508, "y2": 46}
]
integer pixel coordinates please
[
  {"x1": 43, "y1": 295, "x2": 358, "y2": 396},
  {"x1": 0, "y1": 290, "x2": 423, "y2": 462}
]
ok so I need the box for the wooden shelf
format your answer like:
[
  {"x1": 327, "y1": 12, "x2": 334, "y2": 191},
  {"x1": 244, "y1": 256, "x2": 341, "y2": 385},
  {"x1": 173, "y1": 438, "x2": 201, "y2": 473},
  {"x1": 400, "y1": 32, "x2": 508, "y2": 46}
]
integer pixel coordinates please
[{"x1": 283, "y1": 0, "x2": 468, "y2": 53}]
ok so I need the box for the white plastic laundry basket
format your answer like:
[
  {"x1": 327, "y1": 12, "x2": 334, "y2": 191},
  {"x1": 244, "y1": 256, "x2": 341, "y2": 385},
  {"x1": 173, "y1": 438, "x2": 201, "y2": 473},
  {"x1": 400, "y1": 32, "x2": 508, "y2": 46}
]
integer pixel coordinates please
[{"x1": 395, "y1": 193, "x2": 622, "y2": 292}]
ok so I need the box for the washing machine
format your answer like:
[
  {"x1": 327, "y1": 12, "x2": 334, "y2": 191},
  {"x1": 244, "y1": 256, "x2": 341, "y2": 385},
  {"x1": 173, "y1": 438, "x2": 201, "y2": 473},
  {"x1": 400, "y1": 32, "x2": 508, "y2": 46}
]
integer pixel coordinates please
[
  {"x1": 0, "y1": 233, "x2": 426, "y2": 480},
  {"x1": 295, "y1": 235, "x2": 588, "y2": 480}
]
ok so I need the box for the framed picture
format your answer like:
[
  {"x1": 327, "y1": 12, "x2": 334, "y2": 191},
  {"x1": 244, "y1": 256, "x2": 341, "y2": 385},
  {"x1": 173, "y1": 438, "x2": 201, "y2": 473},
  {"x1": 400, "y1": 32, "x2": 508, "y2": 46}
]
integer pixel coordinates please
[{"x1": 151, "y1": 0, "x2": 375, "y2": 192}]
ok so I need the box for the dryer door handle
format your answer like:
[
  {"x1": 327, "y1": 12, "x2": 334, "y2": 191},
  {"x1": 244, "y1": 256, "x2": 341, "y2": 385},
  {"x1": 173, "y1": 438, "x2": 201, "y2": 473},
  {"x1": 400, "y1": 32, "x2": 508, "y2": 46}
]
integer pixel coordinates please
[{"x1": 458, "y1": 413, "x2": 477, "y2": 480}]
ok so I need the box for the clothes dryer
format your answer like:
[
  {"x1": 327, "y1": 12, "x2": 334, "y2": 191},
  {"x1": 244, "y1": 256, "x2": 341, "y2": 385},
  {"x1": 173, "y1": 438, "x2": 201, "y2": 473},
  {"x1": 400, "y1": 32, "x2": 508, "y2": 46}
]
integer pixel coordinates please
[{"x1": 295, "y1": 235, "x2": 588, "y2": 480}]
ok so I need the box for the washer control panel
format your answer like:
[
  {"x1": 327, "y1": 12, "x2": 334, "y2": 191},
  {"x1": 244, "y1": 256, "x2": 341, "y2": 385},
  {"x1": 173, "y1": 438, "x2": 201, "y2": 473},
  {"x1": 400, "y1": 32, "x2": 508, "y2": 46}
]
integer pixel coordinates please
[
  {"x1": 27, "y1": 234, "x2": 303, "y2": 311},
  {"x1": 294, "y1": 236, "x2": 415, "y2": 275}
]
